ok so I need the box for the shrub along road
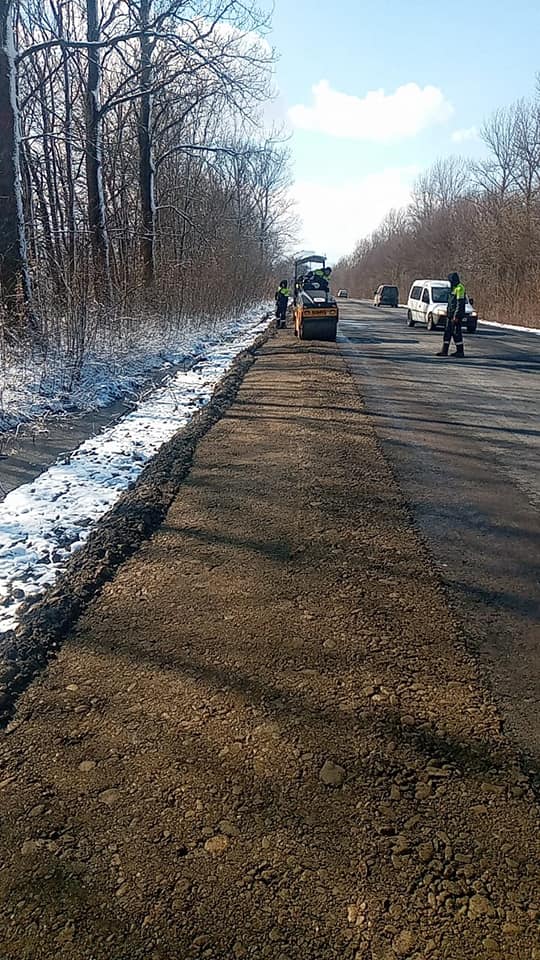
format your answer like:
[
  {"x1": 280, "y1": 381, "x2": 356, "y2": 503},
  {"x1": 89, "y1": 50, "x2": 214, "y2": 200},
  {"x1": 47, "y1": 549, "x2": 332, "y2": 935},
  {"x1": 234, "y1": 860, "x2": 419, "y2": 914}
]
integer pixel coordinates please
[{"x1": 0, "y1": 329, "x2": 538, "y2": 960}]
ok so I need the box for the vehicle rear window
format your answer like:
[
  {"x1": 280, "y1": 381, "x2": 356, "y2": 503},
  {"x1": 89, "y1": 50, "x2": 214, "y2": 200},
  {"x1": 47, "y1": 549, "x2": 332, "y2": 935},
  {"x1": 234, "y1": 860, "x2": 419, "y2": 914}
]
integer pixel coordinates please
[
  {"x1": 432, "y1": 287, "x2": 450, "y2": 303},
  {"x1": 383, "y1": 286, "x2": 398, "y2": 295}
]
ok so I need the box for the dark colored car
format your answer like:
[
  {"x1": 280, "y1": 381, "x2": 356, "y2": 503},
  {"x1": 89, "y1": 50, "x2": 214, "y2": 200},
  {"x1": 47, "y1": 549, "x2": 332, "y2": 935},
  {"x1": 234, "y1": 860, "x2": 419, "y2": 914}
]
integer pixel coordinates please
[{"x1": 374, "y1": 284, "x2": 399, "y2": 307}]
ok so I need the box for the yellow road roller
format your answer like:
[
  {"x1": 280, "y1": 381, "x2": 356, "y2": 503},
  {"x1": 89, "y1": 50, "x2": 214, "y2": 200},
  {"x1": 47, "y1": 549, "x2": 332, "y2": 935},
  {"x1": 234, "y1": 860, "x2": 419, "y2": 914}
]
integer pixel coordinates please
[{"x1": 293, "y1": 254, "x2": 339, "y2": 342}]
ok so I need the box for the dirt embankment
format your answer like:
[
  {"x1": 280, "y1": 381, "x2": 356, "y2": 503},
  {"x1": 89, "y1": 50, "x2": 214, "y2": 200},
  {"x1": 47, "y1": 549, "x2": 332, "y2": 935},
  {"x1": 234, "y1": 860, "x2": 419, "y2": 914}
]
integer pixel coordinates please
[{"x1": 0, "y1": 331, "x2": 538, "y2": 960}]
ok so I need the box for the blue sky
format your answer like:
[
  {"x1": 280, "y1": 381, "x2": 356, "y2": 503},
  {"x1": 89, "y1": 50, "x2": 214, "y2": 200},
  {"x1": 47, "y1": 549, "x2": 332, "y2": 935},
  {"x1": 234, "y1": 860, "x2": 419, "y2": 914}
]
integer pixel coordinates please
[{"x1": 264, "y1": 0, "x2": 540, "y2": 261}]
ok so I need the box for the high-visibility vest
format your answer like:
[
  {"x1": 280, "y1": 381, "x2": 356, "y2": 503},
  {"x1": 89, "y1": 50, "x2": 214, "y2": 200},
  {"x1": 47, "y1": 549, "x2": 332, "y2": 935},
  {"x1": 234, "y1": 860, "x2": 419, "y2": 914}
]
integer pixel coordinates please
[{"x1": 449, "y1": 282, "x2": 466, "y2": 321}]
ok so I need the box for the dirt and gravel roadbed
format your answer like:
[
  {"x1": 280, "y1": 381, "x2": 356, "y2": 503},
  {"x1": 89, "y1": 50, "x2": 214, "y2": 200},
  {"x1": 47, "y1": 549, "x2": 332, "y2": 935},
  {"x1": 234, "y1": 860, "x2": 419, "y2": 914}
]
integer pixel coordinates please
[{"x1": 0, "y1": 331, "x2": 538, "y2": 960}]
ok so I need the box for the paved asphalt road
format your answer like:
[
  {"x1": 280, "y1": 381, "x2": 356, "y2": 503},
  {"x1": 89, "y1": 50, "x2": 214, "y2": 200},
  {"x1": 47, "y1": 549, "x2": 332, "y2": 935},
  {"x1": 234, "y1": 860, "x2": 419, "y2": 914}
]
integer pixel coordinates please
[{"x1": 338, "y1": 299, "x2": 540, "y2": 764}]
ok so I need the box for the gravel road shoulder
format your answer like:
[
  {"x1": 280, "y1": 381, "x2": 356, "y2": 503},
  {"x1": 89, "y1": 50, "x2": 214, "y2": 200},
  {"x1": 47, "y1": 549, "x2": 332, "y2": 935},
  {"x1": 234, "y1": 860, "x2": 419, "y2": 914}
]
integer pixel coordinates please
[{"x1": 0, "y1": 331, "x2": 538, "y2": 960}]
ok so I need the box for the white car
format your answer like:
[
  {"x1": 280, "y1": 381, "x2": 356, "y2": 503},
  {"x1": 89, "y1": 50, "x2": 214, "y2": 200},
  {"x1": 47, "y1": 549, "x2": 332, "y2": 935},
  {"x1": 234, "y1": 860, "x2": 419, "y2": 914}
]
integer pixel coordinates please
[{"x1": 407, "y1": 280, "x2": 478, "y2": 333}]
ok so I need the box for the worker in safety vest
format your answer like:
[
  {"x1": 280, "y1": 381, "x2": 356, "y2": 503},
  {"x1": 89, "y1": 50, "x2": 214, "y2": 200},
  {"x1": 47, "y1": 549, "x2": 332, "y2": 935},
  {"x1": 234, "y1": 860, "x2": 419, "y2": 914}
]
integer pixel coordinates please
[
  {"x1": 437, "y1": 272, "x2": 466, "y2": 358},
  {"x1": 313, "y1": 267, "x2": 329, "y2": 292},
  {"x1": 275, "y1": 280, "x2": 291, "y2": 328}
]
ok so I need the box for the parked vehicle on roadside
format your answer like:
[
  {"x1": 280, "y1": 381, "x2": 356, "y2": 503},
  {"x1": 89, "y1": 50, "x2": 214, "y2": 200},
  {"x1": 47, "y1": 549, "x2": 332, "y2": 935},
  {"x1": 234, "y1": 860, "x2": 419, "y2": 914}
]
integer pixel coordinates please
[
  {"x1": 407, "y1": 280, "x2": 478, "y2": 333},
  {"x1": 374, "y1": 284, "x2": 399, "y2": 307},
  {"x1": 337, "y1": 289, "x2": 348, "y2": 298}
]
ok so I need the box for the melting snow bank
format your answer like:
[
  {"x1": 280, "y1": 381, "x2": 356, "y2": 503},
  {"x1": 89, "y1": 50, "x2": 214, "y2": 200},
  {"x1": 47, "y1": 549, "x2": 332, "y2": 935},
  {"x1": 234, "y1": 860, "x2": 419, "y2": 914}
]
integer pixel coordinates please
[
  {"x1": 0, "y1": 315, "x2": 251, "y2": 433},
  {"x1": 479, "y1": 319, "x2": 540, "y2": 335},
  {"x1": 0, "y1": 308, "x2": 270, "y2": 634}
]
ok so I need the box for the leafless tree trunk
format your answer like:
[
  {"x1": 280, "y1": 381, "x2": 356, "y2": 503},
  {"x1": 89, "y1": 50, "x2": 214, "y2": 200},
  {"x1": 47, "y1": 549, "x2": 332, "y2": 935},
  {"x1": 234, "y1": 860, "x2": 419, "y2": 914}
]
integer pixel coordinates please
[
  {"x1": 85, "y1": 0, "x2": 111, "y2": 298},
  {"x1": 55, "y1": 0, "x2": 76, "y2": 284},
  {"x1": 137, "y1": 0, "x2": 155, "y2": 286},
  {"x1": 0, "y1": 0, "x2": 31, "y2": 311}
]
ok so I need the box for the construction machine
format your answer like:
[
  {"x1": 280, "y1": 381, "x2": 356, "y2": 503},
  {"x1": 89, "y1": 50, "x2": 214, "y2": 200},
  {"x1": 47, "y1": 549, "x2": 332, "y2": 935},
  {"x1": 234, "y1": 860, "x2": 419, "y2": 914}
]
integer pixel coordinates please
[{"x1": 293, "y1": 254, "x2": 339, "y2": 342}]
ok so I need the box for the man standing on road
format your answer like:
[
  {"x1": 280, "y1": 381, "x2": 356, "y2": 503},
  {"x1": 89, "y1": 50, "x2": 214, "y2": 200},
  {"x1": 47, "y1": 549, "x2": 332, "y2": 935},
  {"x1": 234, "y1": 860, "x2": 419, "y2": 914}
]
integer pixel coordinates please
[
  {"x1": 275, "y1": 280, "x2": 290, "y2": 329},
  {"x1": 437, "y1": 272, "x2": 466, "y2": 358}
]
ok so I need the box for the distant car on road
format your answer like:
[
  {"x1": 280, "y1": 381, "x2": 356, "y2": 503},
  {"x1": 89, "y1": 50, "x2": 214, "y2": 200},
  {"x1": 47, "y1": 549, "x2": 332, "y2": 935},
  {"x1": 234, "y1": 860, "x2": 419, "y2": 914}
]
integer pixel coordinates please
[
  {"x1": 407, "y1": 280, "x2": 478, "y2": 333},
  {"x1": 374, "y1": 284, "x2": 399, "y2": 307},
  {"x1": 337, "y1": 289, "x2": 348, "y2": 298}
]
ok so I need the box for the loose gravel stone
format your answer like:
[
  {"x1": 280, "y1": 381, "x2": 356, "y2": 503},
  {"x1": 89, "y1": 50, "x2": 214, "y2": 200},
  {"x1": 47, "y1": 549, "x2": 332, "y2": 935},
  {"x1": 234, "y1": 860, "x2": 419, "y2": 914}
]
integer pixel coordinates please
[
  {"x1": 392, "y1": 929, "x2": 417, "y2": 956},
  {"x1": 319, "y1": 760, "x2": 346, "y2": 787},
  {"x1": 79, "y1": 760, "x2": 96, "y2": 773},
  {"x1": 204, "y1": 836, "x2": 230, "y2": 855},
  {"x1": 219, "y1": 820, "x2": 239, "y2": 837},
  {"x1": 20, "y1": 841, "x2": 39, "y2": 856},
  {"x1": 468, "y1": 894, "x2": 497, "y2": 919},
  {"x1": 98, "y1": 789, "x2": 120, "y2": 807},
  {"x1": 418, "y1": 842, "x2": 434, "y2": 863}
]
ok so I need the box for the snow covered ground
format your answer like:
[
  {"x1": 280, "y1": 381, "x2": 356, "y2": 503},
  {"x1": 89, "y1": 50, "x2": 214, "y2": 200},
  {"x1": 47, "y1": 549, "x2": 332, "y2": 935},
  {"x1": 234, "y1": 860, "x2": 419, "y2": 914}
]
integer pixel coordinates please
[
  {"x1": 0, "y1": 315, "x2": 240, "y2": 433},
  {"x1": 479, "y1": 319, "x2": 540, "y2": 335},
  {"x1": 0, "y1": 307, "x2": 270, "y2": 635}
]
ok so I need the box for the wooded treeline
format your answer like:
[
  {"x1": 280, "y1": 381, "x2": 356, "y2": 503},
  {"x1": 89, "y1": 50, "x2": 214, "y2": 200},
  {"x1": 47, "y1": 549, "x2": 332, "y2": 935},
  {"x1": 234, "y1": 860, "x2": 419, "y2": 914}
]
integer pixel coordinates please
[
  {"x1": 333, "y1": 85, "x2": 540, "y2": 325},
  {"x1": 0, "y1": 0, "x2": 291, "y2": 355}
]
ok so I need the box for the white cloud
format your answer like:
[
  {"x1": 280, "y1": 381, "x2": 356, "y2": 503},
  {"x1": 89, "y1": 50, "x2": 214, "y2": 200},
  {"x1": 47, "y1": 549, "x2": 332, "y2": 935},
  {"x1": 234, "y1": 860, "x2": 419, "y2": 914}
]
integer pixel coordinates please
[
  {"x1": 290, "y1": 168, "x2": 416, "y2": 262},
  {"x1": 188, "y1": 17, "x2": 273, "y2": 63},
  {"x1": 451, "y1": 126, "x2": 479, "y2": 143},
  {"x1": 288, "y1": 80, "x2": 453, "y2": 142},
  {"x1": 204, "y1": 19, "x2": 273, "y2": 57}
]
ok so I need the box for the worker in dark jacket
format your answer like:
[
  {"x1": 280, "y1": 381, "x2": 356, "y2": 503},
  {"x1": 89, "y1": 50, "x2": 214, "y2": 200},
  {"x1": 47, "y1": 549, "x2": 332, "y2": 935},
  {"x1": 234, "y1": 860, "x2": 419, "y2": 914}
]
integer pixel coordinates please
[
  {"x1": 437, "y1": 272, "x2": 466, "y2": 357},
  {"x1": 313, "y1": 267, "x2": 330, "y2": 293},
  {"x1": 275, "y1": 280, "x2": 290, "y2": 328}
]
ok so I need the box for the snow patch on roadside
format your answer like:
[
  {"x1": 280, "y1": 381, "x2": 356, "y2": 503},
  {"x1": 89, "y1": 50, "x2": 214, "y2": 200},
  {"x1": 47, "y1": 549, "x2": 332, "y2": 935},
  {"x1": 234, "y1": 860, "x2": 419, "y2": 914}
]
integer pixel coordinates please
[
  {"x1": 0, "y1": 316, "x2": 235, "y2": 433},
  {"x1": 0, "y1": 308, "x2": 270, "y2": 635},
  {"x1": 479, "y1": 319, "x2": 540, "y2": 336}
]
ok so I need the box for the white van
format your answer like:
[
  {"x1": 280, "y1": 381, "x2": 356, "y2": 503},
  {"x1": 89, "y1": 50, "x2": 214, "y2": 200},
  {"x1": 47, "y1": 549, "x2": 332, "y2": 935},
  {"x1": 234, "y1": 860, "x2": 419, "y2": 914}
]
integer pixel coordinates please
[{"x1": 407, "y1": 280, "x2": 478, "y2": 333}]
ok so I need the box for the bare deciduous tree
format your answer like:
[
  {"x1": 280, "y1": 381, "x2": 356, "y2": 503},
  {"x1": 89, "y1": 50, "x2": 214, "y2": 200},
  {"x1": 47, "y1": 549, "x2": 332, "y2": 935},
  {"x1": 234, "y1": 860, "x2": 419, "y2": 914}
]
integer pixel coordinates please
[
  {"x1": 333, "y1": 85, "x2": 540, "y2": 328},
  {"x1": 0, "y1": 0, "x2": 291, "y2": 357}
]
